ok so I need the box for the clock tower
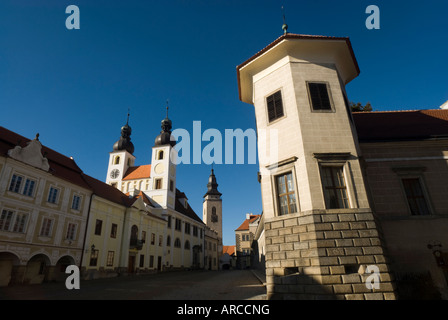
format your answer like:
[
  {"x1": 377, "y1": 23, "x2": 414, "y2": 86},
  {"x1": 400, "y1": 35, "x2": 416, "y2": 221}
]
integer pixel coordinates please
[{"x1": 106, "y1": 116, "x2": 135, "y2": 189}]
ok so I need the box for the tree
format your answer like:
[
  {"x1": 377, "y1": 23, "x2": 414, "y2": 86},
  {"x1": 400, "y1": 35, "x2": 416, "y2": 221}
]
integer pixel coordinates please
[{"x1": 350, "y1": 102, "x2": 373, "y2": 112}]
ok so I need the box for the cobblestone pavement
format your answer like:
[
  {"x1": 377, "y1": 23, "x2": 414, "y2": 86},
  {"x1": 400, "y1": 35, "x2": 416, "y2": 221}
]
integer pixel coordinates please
[{"x1": 0, "y1": 269, "x2": 266, "y2": 300}]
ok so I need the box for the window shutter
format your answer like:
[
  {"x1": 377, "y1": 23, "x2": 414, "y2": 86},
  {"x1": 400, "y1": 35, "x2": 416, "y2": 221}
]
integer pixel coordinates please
[
  {"x1": 308, "y1": 83, "x2": 331, "y2": 110},
  {"x1": 266, "y1": 90, "x2": 284, "y2": 122}
]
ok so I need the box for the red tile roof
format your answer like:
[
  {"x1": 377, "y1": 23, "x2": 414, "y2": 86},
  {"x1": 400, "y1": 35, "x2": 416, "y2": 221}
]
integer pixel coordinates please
[
  {"x1": 223, "y1": 245, "x2": 236, "y2": 256},
  {"x1": 236, "y1": 215, "x2": 261, "y2": 231},
  {"x1": 353, "y1": 109, "x2": 448, "y2": 142},
  {"x1": 0, "y1": 126, "x2": 91, "y2": 190},
  {"x1": 236, "y1": 33, "x2": 360, "y2": 101},
  {"x1": 122, "y1": 165, "x2": 151, "y2": 181}
]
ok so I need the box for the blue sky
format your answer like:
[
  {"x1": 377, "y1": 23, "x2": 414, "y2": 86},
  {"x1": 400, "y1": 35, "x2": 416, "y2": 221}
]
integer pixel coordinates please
[{"x1": 1, "y1": 0, "x2": 447, "y2": 245}]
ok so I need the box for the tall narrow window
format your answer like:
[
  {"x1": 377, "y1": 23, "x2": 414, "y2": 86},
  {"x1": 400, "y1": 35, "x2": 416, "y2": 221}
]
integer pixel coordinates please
[
  {"x1": 47, "y1": 187, "x2": 60, "y2": 204},
  {"x1": 276, "y1": 172, "x2": 297, "y2": 215},
  {"x1": 71, "y1": 195, "x2": 81, "y2": 210},
  {"x1": 158, "y1": 150, "x2": 164, "y2": 160},
  {"x1": 402, "y1": 178, "x2": 431, "y2": 215},
  {"x1": 40, "y1": 218, "x2": 53, "y2": 237},
  {"x1": 66, "y1": 223, "x2": 77, "y2": 240},
  {"x1": 308, "y1": 82, "x2": 332, "y2": 111},
  {"x1": 94, "y1": 219, "x2": 103, "y2": 235},
  {"x1": 23, "y1": 179, "x2": 36, "y2": 197},
  {"x1": 0, "y1": 210, "x2": 14, "y2": 231},
  {"x1": 9, "y1": 174, "x2": 23, "y2": 193},
  {"x1": 155, "y1": 178, "x2": 162, "y2": 190},
  {"x1": 13, "y1": 213, "x2": 27, "y2": 233},
  {"x1": 321, "y1": 166, "x2": 349, "y2": 209},
  {"x1": 266, "y1": 90, "x2": 284, "y2": 122}
]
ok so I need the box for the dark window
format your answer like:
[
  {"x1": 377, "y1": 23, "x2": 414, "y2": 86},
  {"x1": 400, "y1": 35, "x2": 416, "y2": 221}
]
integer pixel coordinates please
[
  {"x1": 155, "y1": 179, "x2": 162, "y2": 190},
  {"x1": 276, "y1": 172, "x2": 297, "y2": 215},
  {"x1": 175, "y1": 218, "x2": 181, "y2": 231},
  {"x1": 110, "y1": 223, "x2": 117, "y2": 238},
  {"x1": 308, "y1": 82, "x2": 332, "y2": 111},
  {"x1": 211, "y1": 207, "x2": 218, "y2": 222},
  {"x1": 321, "y1": 166, "x2": 350, "y2": 209},
  {"x1": 266, "y1": 90, "x2": 284, "y2": 122},
  {"x1": 94, "y1": 219, "x2": 103, "y2": 235},
  {"x1": 402, "y1": 178, "x2": 431, "y2": 215},
  {"x1": 89, "y1": 250, "x2": 98, "y2": 266}
]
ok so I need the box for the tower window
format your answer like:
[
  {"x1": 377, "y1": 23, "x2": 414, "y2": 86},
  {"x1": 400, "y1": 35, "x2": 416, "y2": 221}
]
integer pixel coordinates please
[
  {"x1": 114, "y1": 156, "x2": 120, "y2": 165},
  {"x1": 155, "y1": 178, "x2": 162, "y2": 190},
  {"x1": 158, "y1": 150, "x2": 164, "y2": 160},
  {"x1": 307, "y1": 82, "x2": 332, "y2": 111},
  {"x1": 211, "y1": 207, "x2": 218, "y2": 222},
  {"x1": 321, "y1": 166, "x2": 350, "y2": 209},
  {"x1": 266, "y1": 90, "x2": 284, "y2": 122}
]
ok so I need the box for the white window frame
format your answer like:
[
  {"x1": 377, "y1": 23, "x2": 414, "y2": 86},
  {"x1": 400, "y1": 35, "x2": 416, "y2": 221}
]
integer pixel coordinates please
[
  {"x1": 8, "y1": 173, "x2": 37, "y2": 197},
  {"x1": 40, "y1": 217, "x2": 54, "y2": 237},
  {"x1": 47, "y1": 186, "x2": 60, "y2": 204}
]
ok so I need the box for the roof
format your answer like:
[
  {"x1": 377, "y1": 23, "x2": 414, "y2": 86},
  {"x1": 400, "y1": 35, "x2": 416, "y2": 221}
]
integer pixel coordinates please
[
  {"x1": 237, "y1": 33, "x2": 360, "y2": 103},
  {"x1": 223, "y1": 245, "x2": 236, "y2": 256},
  {"x1": 0, "y1": 126, "x2": 91, "y2": 190},
  {"x1": 122, "y1": 165, "x2": 151, "y2": 181},
  {"x1": 236, "y1": 215, "x2": 261, "y2": 231},
  {"x1": 83, "y1": 174, "x2": 133, "y2": 207},
  {"x1": 175, "y1": 189, "x2": 204, "y2": 225},
  {"x1": 353, "y1": 109, "x2": 448, "y2": 142}
]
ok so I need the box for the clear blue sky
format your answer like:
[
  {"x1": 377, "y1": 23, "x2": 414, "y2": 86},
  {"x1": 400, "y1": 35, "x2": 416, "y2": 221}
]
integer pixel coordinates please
[{"x1": 1, "y1": 0, "x2": 447, "y2": 245}]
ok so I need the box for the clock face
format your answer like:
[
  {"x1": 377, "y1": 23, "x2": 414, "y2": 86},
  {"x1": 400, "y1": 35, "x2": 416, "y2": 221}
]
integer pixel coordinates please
[{"x1": 110, "y1": 169, "x2": 120, "y2": 179}]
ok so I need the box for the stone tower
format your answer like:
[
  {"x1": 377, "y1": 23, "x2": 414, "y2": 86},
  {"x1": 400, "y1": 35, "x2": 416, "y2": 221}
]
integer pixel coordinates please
[
  {"x1": 237, "y1": 33, "x2": 396, "y2": 300},
  {"x1": 203, "y1": 169, "x2": 223, "y2": 254}
]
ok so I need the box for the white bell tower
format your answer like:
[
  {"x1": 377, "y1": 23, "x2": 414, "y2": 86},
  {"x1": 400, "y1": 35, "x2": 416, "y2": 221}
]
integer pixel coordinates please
[
  {"x1": 144, "y1": 106, "x2": 177, "y2": 209},
  {"x1": 106, "y1": 114, "x2": 135, "y2": 189}
]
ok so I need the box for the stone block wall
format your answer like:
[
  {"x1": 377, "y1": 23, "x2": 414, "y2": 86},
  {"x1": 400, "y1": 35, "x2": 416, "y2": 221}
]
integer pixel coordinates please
[{"x1": 264, "y1": 209, "x2": 397, "y2": 300}]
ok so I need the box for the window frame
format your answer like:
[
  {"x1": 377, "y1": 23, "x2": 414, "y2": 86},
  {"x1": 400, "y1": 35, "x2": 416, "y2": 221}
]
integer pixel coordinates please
[
  {"x1": 265, "y1": 89, "x2": 286, "y2": 124},
  {"x1": 392, "y1": 167, "x2": 433, "y2": 216},
  {"x1": 40, "y1": 217, "x2": 54, "y2": 237},
  {"x1": 320, "y1": 165, "x2": 351, "y2": 209},
  {"x1": 306, "y1": 81, "x2": 335, "y2": 113},
  {"x1": 47, "y1": 186, "x2": 60, "y2": 204},
  {"x1": 270, "y1": 159, "x2": 300, "y2": 217},
  {"x1": 8, "y1": 173, "x2": 37, "y2": 198}
]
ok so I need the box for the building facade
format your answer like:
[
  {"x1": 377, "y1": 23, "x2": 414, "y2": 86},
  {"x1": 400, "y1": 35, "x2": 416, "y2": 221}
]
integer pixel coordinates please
[
  {"x1": 0, "y1": 128, "x2": 91, "y2": 285},
  {"x1": 0, "y1": 111, "x2": 223, "y2": 286},
  {"x1": 237, "y1": 33, "x2": 396, "y2": 300}
]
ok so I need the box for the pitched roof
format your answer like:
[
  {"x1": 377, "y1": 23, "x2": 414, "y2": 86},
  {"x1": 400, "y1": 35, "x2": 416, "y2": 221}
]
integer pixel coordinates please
[
  {"x1": 175, "y1": 189, "x2": 204, "y2": 225},
  {"x1": 223, "y1": 245, "x2": 236, "y2": 256},
  {"x1": 0, "y1": 126, "x2": 91, "y2": 190},
  {"x1": 122, "y1": 165, "x2": 151, "y2": 181},
  {"x1": 353, "y1": 109, "x2": 448, "y2": 142},
  {"x1": 83, "y1": 174, "x2": 133, "y2": 207},
  {"x1": 235, "y1": 214, "x2": 261, "y2": 231}
]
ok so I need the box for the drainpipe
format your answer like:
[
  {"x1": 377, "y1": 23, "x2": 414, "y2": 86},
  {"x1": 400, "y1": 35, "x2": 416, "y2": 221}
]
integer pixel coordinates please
[{"x1": 80, "y1": 193, "x2": 94, "y2": 272}]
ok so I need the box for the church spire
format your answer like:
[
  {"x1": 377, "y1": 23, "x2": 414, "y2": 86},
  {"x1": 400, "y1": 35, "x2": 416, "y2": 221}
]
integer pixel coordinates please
[
  {"x1": 204, "y1": 168, "x2": 222, "y2": 198},
  {"x1": 113, "y1": 110, "x2": 135, "y2": 154},
  {"x1": 154, "y1": 102, "x2": 176, "y2": 147}
]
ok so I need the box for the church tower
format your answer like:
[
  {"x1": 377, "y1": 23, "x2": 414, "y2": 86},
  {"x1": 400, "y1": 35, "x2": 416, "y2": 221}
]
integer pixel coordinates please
[
  {"x1": 106, "y1": 115, "x2": 135, "y2": 189},
  {"x1": 237, "y1": 32, "x2": 396, "y2": 300},
  {"x1": 203, "y1": 168, "x2": 223, "y2": 254},
  {"x1": 144, "y1": 107, "x2": 177, "y2": 209}
]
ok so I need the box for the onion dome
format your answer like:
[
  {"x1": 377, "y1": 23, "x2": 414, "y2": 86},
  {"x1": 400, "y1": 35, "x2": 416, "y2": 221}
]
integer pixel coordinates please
[
  {"x1": 113, "y1": 115, "x2": 135, "y2": 154},
  {"x1": 154, "y1": 105, "x2": 176, "y2": 147}
]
